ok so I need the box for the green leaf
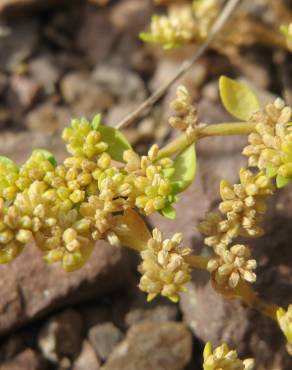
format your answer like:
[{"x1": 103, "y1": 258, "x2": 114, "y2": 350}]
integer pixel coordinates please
[
  {"x1": 91, "y1": 113, "x2": 102, "y2": 130},
  {"x1": 266, "y1": 164, "x2": 278, "y2": 178},
  {"x1": 276, "y1": 174, "x2": 291, "y2": 188},
  {"x1": 160, "y1": 205, "x2": 177, "y2": 220},
  {"x1": 33, "y1": 149, "x2": 57, "y2": 166},
  {"x1": 219, "y1": 76, "x2": 260, "y2": 121},
  {"x1": 99, "y1": 125, "x2": 132, "y2": 162},
  {"x1": 162, "y1": 167, "x2": 175, "y2": 178},
  {"x1": 170, "y1": 144, "x2": 197, "y2": 194}
]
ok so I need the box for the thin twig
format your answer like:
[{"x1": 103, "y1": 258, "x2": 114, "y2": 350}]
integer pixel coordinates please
[{"x1": 116, "y1": 0, "x2": 242, "y2": 129}]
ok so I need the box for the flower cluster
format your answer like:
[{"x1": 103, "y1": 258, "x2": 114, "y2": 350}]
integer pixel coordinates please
[
  {"x1": 169, "y1": 85, "x2": 198, "y2": 138},
  {"x1": 277, "y1": 305, "x2": 292, "y2": 355},
  {"x1": 140, "y1": 0, "x2": 219, "y2": 49},
  {"x1": 207, "y1": 244, "x2": 257, "y2": 289},
  {"x1": 0, "y1": 116, "x2": 177, "y2": 270},
  {"x1": 138, "y1": 228, "x2": 191, "y2": 302},
  {"x1": 199, "y1": 168, "x2": 274, "y2": 290},
  {"x1": 203, "y1": 342, "x2": 255, "y2": 370},
  {"x1": 243, "y1": 98, "x2": 292, "y2": 187},
  {"x1": 123, "y1": 146, "x2": 174, "y2": 215}
]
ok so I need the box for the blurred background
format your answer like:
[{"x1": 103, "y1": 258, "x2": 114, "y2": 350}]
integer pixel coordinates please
[{"x1": 0, "y1": 0, "x2": 291, "y2": 369}]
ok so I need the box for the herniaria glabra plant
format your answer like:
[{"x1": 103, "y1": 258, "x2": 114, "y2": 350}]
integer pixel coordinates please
[{"x1": 1, "y1": 1, "x2": 292, "y2": 369}]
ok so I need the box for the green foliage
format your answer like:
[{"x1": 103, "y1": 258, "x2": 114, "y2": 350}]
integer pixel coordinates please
[
  {"x1": 98, "y1": 125, "x2": 132, "y2": 162},
  {"x1": 276, "y1": 174, "x2": 291, "y2": 188},
  {"x1": 160, "y1": 204, "x2": 177, "y2": 220},
  {"x1": 219, "y1": 76, "x2": 260, "y2": 121},
  {"x1": 170, "y1": 144, "x2": 197, "y2": 193}
]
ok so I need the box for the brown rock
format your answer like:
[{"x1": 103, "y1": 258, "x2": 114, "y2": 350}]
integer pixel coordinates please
[
  {"x1": 76, "y1": 6, "x2": 117, "y2": 64},
  {"x1": 102, "y1": 322, "x2": 192, "y2": 370},
  {"x1": 0, "y1": 20, "x2": 39, "y2": 71},
  {"x1": 29, "y1": 56, "x2": 61, "y2": 95},
  {"x1": 0, "y1": 334, "x2": 25, "y2": 362},
  {"x1": 92, "y1": 64, "x2": 146, "y2": 101},
  {"x1": 112, "y1": 289, "x2": 178, "y2": 329},
  {"x1": 10, "y1": 75, "x2": 41, "y2": 110},
  {"x1": 0, "y1": 240, "x2": 131, "y2": 336},
  {"x1": 110, "y1": 0, "x2": 153, "y2": 34},
  {"x1": 25, "y1": 103, "x2": 70, "y2": 133},
  {"x1": 60, "y1": 71, "x2": 113, "y2": 118},
  {"x1": 38, "y1": 309, "x2": 83, "y2": 363},
  {"x1": 0, "y1": 348, "x2": 47, "y2": 370},
  {"x1": 73, "y1": 340, "x2": 101, "y2": 370},
  {"x1": 89, "y1": 322, "x2": 123, "y2": 361}
]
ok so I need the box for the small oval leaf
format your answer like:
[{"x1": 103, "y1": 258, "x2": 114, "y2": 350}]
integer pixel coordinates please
[
  {"x1": 266, "y1": 164, "x2": 278, "y2": 178},
  {"x1": 276, "y1": 174, "x2": 291, "y2": 188},
  {"x1": 99, "y1": 125, "x2": 132, "y2": 162},
  {"x1": 219, "y1": 76, "x2": 260, "y2": 121},
  {"x1": 170, "y1": 144, "x2": 197, "y2": 194},
  {"x1": 160, "y1": 205, "x2": 177, "y2": 220}
]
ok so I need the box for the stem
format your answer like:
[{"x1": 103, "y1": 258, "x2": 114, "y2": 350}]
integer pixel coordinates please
[
  {"x1": 185, "y1": 255, "x2": 210, "y2": 270},
  {"x1": 198, "y1": 122, "x2": 256, "y2": 138},
  {"x1": 157, "y1": 133, "x2": 194, "y2": 159},
  {"x1": 235, "y1": 281, "x2": 279, "y2": 320},
  {"x1": 157, "y1": 122, "x2": 256, "y2": 159},
  {"x1": 115, "y1": 0, "x2": 242, "y2": 129}
]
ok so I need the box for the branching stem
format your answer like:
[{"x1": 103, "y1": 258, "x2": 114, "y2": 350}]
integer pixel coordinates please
[{"x1": 157, "y1": 122, "x2": 256, "y2": 159}]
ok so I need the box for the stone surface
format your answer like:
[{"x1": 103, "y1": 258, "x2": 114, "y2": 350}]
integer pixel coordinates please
[
  {"x1": 10, "y1": 75, "x2": 41, "y2": 110},
  {"x1": 92, "y1": 64, "x2": 146, "y2": 102},
  {"x1": 112, "y1": 289, "x2": 179, "y2": 329},
  {"x1": 76, "y1": 6, "x2": 117, "y2": 64},
  {"x1": 38, "y1": 309, "x2": 83, "y2": 363},
  {"x1": 102, "y1": 322, "x2": 192, "y2": 370},
  {"x1": 73, "y1": 340, "x2": 101, "y2": 370},
  {"x1": 29, "y1": 55, "x2": 62, "y2": 95},
  {"x1": 0, "y1": 20, "x2": 39, "y2": 71},
  {"x1": 89, "y1": 322, "x2": 124, "y2": 361},
  {"x1": 0, "y1": 242, "x2": 130, "y2": 336},
  {"x1": 25, "y1": 103, "x2": 70, "y2": 133},
  {"x1": 60, "y1": 71, "x2": 113, "y2": 118},
  {"x1": 0, "y1": 348, "x2": 47, "y2": 370},
  {"x1": 110, "y1": 0, "x2": 153, "y2": 34}
]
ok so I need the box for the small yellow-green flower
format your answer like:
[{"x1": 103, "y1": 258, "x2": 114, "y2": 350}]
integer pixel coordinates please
[
  {"x1": 62, "y1": 118, "x2": 108, "y2": 159},
  {"x1": 207, "y1": 244, "x2": 257, "y2": 289},
  {"x1": 243, "y1": 98, "x2": 292, "y2": 188},
  {"x1": 277, "y1": 305, "x2": 292, "y2": 355},
  {"x1": 0, "y1": 157, "x2": 19, "y2": 201},
  {"x1": 203, "y1": 342, "x2": 255, "y2": 370},
  {"x1": 138, "y1": 228, "x2": 191, "y2": 302}
]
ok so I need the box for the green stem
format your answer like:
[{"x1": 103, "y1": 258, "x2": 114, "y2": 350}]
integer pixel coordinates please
[
  {"x1": 198, "y1": 122, "x2": 256, "y2": 138},
  {"x1": 157, "y1": 122, "x2": 256, "y2": 159}
]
